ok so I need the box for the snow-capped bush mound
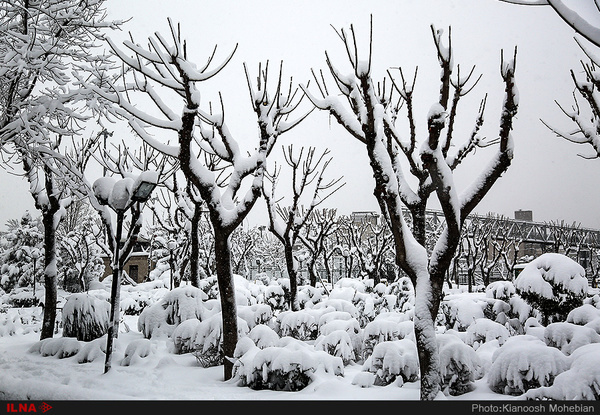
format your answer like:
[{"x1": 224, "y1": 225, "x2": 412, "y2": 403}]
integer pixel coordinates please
[
  {"x1": 171, "y1": 318, "x2": 202, "y2": 354},
  {"x1": 137, "y1": 285, "x2": 208, "y2": 339},
  {"x1": 316, "y1": 298, "x2": 359, "y2": 318},
  {"x1": 297, "y1": 285, "x2": 324, "y2": 309},
  {"x1": 237, "y1": 304, "x2": 273, "y2": 329},
  {"x1": 543, "y1": 322, "x2": 600, "y2": 355},
  {"x1": 385, "y1": 277, "x2": 415, "y2": 312},
  {"x1": 361, "y1": 319, "x2": 402, "y2": 360},
  {"x1": 121, "y1": 338, "x2": 154, "y2": 366},
  {"x1": 465, "y1": 318, "x2": 510, "y2": 350},
  {"x1": 566, "y1": 304, "x2": 600, "y2": 325},
  {"x1": 192, "y1": 313, "x2": 250, "y2": 368},
  {"x1": 29, "y1": 337, "x2": 82, "y2": 359},
  {"x1": 515, "y1": 253, "x2": 588, "y2": 324},
  {"x1": 0, "y1": 307, "x2": 42, "y2": 336},
  {"x1": 76, "y1": 336, "x2": 109, "y2": 363},
  {"x1": 247, "y1": 324, "x2": 280, "y2": 349},
  {"x1": 437, "y1": 333, "x2": 483, "y2": 396},
  {"x1": 264, "y1": 282, "x2": 286, "y2": 312},
  {"x1": 524, "y1": 343, "x2": 600, "y2": 400},
  {"x1": 314, "y1": 329, "x2": 356, "y2": 365},
  {"x1": 62, "y1": 293, "x2": 110, "y2": 341},
  {"x1": 486, "y1": 280, "x2": 516, "y2": 301},
  {"x1": 232, "y1": 340, "x2": 344, "y2": 391},
  {"x1": 362, "y1": 339, "x2": 419, "y2": 386},
  {"x1": 487, "y1": 335, "x2": 569, "y2": 395},
  {"x1": 275, "y1": 310, "x2": 319, "y2": 341},
  {"x1": 439, "y1": 296, "x2": 485, "y2": 331}
]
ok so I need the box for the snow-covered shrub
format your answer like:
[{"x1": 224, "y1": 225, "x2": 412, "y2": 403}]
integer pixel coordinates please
[
  {"x1": 192, "y1": 313, "x2": 250, "y2": 367},
  {"x1": 361, "y1": 319, "x2": 402, "y2": 360},
  {"x1": 315, "y1": 329, "x2": 356, "y2": 365},
  {"x1": 246, "y1": 324, "x2": 280, "y2": 349},
  {"x1": 465, "y1": 318, "x2": 510, "y2": 350},
  {"x1": 319, "y1": 318, "x2": 362, "y2": 361},
  {"x1": 297, "y1": 285, "x2": 324, "y2": 309},
  {"x1": 137, "y1": 285, "x2": 207, "y2": 338},
  {"x1": 237, "y1": 304, "x2": 273, "y2": 330},
  {"x1": 0, "y1": 307, "x2": 42, "y2": 336},
  {"x1": 121, "y1": 338, "x2": 154, "y2": 366},
  {"x1": 264, "y1": 282, "x2": 287, "y2": 312},
  {"x1": 362, "y1": 339, "x2": 419, "y2": 386},
  {"x1": 275, "y1": 310, "x2": 319, "y2": 340},
  {"x1": 29, "y1": 337, "x2": 81, "y2": 359},
  {"x1": 62, "y1": 293, "x2": 110, "y2": 341},
  {"x1": 508, "y1": 295, "x2": 538, "y2": 325},
  {"x1": 76, "y1": 336, "x2": 108, "y2": 363},
  {"x1": 486, "y1": 280, "x2": 516, "y2": 301},
  {"x1": 543, "y1": 322, "x2": 600, "y2": 355},
  {"x1": 317, "y1": 298, "x2": 359, "y2": 318},
  {"x1": 232, "y1": 340, "x2": 343, "y2": 391},
  {"x1": 171, "y1": 318, "x2": 201, "y2": 354},
  {"x1": 566, "y1": 303, "x2": 600, "y2": 325},
  {"x1": 515, "y1": 253, "x2": 588, "y2": 325},
  {"x1": 487, "y1": 335, "x2": 569, "y2": 395},
  {"x1": 438, "y1": 296, "x2": 485, "y2": 331},
  {"x1": 437, "y1": 333, "x2": 483, "y2": 395},
  {"x1": 385, "y1": 277, "x2": 415, "y2": 312},
  {"x1": 524, "y1": 343, "x2": 600, "y2": 400}
]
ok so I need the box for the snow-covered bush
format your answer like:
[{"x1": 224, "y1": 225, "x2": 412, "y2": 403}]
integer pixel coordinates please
[
  {"x1": 297, "y1": 284, "x2": 324, "y2": 309},
  {"x1": 171, "y1": 318, "x2": 202, "y2": 354},
  {"x1": 0, "y1": 307, "x2": 42, "y2": 336},
  {"x1": 515, "y1": 253, "x2": 588, "y2": 325},
  {"x1": 543, "y1": 322, "x2": 600, "y2": 355},
  {"x1": 437, "y1": 333, "x2": 483, "y2": 395},
  {"x1": 191, "y1": 313, "x2": 249, "y2": 367},
  {"x1": 566, "y1": 303, "x2": 600, "y2": 325},
  {"x1": 232, "y1": 338, "x2": 343, "y2": 391},
  {"x1": 29, "y1": 337, "x2": 81, "y2": 359},
  {"x1": 362, "y1": 339, "x2": 419, "y2": 386},
  {"x1": 137, "y1": 285, "x2": 207, "y2": 339},
  {"x1": 315, "y1": 329, "x2": 356, "y2": 365},
  {"x1": 486, "y1": 280, "x2": 516, "y2": 301},
  {"x1": 385, "y1": 276, "x2": 415, "y2": 312},
  {"x1": 361, "y1": 319, "x2": 401, "y2": 360},
  {"x1": 524, "y1": 343, "x2": 600, "y2": 400},
  {"x1": 121, "y1": 338, "x2": 154, "y2": 366},
  {"x1": 275, "y1": 310, "x2": 319, "y2": 341},
  {"x1": 76, "y1": 336, "x2": 109, "y2": 363},
  {"x1": 246, "y1": 324, "x2": 280, "y2": 349},
  {"x1": 237, "y1": 304, "x2": 273, "y2": 330},
  {"x1": 438, "y1": 296, "x2": 485, "y2": 331},
  {"x1": 62, "y1": 293, "x2": 110, "y2": 341},
  {"x1": 264, "y1": 282, "x2": 287, "y2": 312},
  {"x1": 487, "y1": 335, "x2": 569, "y2": 395},
  {"x1": 465, "y1": 318, "x2": 510, "y2": 350}
]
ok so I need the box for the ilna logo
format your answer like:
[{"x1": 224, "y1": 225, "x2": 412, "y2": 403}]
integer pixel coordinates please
[{"x1": 5, "y1": 403, "x2": 52, "y2": 413}]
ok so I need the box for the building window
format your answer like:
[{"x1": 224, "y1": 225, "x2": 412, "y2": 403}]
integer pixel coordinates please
[{"x1": 129, "y1": 265, "x2": 139, "y2": 283}]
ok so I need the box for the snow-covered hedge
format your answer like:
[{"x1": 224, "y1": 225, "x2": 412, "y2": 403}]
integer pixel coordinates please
[
  {"x1": 487, "y1": 335, "x2": 569, "y2": 395},
  {"x1": 137, "y1": 286, "x2": 209, "y2": 338},
  {"x1": 524, "y1": 343, "x2": 600, "y2": 400},
  {"x1": 362, "y1": 339, "x2": 419, "y2": 386},
  {"x1": 62, "y1": 293, "x2": 109, "y2": 341},
  {"x1": 465, "y1": 318, "x2": 510, "y2": 350},
  {"x1": 437, "y1": 333, "x2": 483, "y2": 395},
  {"x1": 29, "y1": 337, "x2": 81, "y2": 359},
  {"x1": 232, "y1": 336, "x2": 343, "y2": 391},
  {"x1": 515, "y1": 253, "x2": 588, "y2": 324},
  {"x1": 192, "y1": 313, "x2": 250, "y2": 367},
  {"x1": 543, "y1": 322, "x2": 600, "y2": 355}
]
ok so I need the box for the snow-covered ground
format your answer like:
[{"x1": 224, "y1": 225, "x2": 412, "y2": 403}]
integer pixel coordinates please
[{"x1": 1, "y1": 260, "x2": 599, "y2": 402}]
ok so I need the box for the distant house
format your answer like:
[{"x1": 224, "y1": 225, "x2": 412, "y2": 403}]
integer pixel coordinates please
[{"x1": 100, "y1": 236, "x2": 155, "y2": 284}]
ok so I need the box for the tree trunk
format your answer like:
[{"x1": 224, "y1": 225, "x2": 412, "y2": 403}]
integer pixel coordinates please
[
  {"x1": 284, "y1": 244, "x2": 299, "y2": 311},
  {"x1": 104, "y1": 210, "x2": 124, "y2": 373},
  {"x1": 40, "y1": 210, "x2": 58, "y2": 340},
  {"x1": 213, "y1": 230, "x2": 238, "y2": 380}
]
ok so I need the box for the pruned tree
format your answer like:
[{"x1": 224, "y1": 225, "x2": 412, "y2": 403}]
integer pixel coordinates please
[
  {"x1": 89, "y1": 19, "x2": 310, "y2": 379},
  {"x1": 302, "y1": 18, "x2": 518, "y2": 399},
  {"x1": 263, "y1": 145, "x2": 344, "y2": 310},
  {"x1": 300, "y1": 208, "x2": 339, "y2": 290}
]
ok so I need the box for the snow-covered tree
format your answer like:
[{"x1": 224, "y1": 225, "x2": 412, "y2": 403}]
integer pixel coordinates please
[
  {"x1": 302, "y1": 19, "x2": 518, "y2": 399},
  {"x1": 263, "y1": 145, "x2": 344, "y2": 310},
  {"x1": 0, "y1": 211, "x2": 43, "y2": 292},
  {"x1": 0, "y1": 0, "x2": 120, "y2": 340},
  {"x1": 89, "y1": 19, "x2": 310, "y2": 379}
]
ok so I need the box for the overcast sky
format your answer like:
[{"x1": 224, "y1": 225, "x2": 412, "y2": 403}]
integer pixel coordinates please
[{"x1": 2, "y1": 0, "x2": 600, "y2": 230}]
